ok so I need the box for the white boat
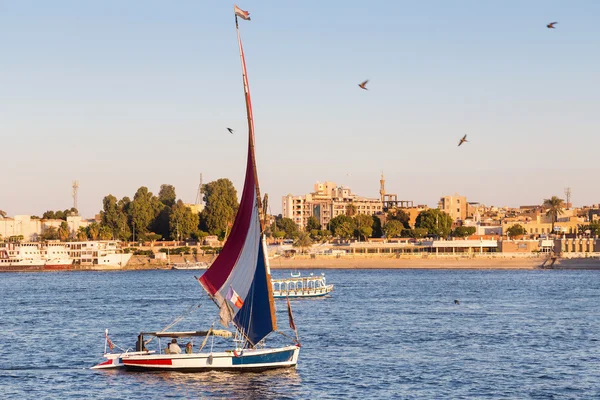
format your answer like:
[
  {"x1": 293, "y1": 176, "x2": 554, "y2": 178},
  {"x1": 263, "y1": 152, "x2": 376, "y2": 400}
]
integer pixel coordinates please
[
  {"x1": 93, "y1": 7, "x2": 300, "y2": 372},
  {"x1": 0, "y1": 242, "x2": 46, "y2": 271},
  {"x1": 171, "y1": 262, "x2": 208, "y2": 270},
  {"x1": 272, "y1": 273, "x2": 334, "y2": 298},
  {"x1": 0, "y1": 242, "x2": 73, "y2": 271},
  {"x1": 42, "y1": 242, "x2": 74, "y2": 270},
  {"x1": 65, "y1": 241, "x2": 132, "y2": 268}
]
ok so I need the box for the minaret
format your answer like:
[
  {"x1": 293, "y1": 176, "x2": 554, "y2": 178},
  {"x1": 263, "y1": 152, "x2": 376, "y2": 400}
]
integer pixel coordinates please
[{"x1": 379, "y1": 171, "x2": 385, "y2": 202}]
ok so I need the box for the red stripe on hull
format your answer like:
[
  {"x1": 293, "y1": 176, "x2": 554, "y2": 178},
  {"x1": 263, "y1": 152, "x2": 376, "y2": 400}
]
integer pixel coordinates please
[
  {"x1": 123, "y1": 359, "x2": 173, "y2": 366},
  {"x1": 44, "y1": 265, "x2": 72, "y2": 270}
]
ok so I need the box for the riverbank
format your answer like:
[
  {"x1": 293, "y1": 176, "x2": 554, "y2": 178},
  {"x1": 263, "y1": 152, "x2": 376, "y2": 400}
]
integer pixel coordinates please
[{"x1": 123, "y1": 254, "x2": 545, "y2": 270}]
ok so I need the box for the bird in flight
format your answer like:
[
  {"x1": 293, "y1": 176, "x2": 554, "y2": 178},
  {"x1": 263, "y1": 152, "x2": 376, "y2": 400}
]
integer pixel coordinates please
[
  {"x1": 454, "y1": 299, "x2": 460, "y2": 305},
  {"x1": 547, "y1": 21, "x2": 558, "y2": 29},
  {"x1": 226, "y1": 128, "x2": 234, "y2": 134},
  {"x1": 358, "y1": 80, "x2": 369, "y2": 90},
  {"x1": 458, "y1": 134, "x2": 468, "y2": 147}
]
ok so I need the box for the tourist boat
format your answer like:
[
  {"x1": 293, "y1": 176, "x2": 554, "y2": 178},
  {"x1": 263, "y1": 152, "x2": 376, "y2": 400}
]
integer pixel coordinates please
[
  {"x1": 0, "y1": 242, "x2": 72, "y2": 271},
  {"x1": 92, "y1": 6, "x2": 300, "y2": 372},
  {"x1": 171, "y1": 261, "x2": 208, "y2": 270},
  {"x1": 42, "y1": 242, "x2": 74, "y2": 270},
  {"x1": 272, "y1": 272, "x2": 334, "y2": 298},
  {"x1": 65, "y1": 241, "x2": 132, "y2": 268}
]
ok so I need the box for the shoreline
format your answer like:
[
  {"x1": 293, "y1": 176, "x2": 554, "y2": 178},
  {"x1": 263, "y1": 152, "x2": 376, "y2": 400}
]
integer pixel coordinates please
[{"x1": 4, "y1": 255, "x2": 600, "y2": 272}]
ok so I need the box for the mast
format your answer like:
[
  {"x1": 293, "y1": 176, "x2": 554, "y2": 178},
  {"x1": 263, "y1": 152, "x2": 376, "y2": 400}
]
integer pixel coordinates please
[
  {"x1": 234, "y1": 9, "x2": 277, "y2": 335},
  {"x1": 235, "y1": 15, "x2": 264, "y2": 231}
]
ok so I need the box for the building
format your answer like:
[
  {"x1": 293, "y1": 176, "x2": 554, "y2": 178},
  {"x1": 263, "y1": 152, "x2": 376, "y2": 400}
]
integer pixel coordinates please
[
  {"x1": 0, "y1": 214, "x2": 94, "y2": 241},
  {"x1": 282, "y1": 181, "x2": 383, "y2": 229},
  {"x1": 438, "y1": 193, "x2": 477, "y2": 223}
]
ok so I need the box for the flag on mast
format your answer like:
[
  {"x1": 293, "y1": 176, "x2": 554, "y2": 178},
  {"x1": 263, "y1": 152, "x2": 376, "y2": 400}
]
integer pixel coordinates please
[
  {"x1": 287, "y1": 296, "x2": 296, "y2": 331},
  {"x1": 234, "y1": 5, "x2": 251, "y2": 20}
]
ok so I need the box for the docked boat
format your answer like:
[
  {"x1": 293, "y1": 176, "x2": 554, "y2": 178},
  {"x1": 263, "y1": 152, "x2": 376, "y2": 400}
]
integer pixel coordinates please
[
  {"x1": 0, "y1": 242, "x2": 72, "y2": 271},
  {"x1": 171, "y1": 261, "x2": 208, "y2": 270},
  {"x1": 65, "y1": 241, "x2": 132, "y2": 268},
  {"x1": 272, "y1": 273, "x2": 334, "y2": 298},
  {"x1": 93, "y1": 6, "x2": 300, "y2": 372}
]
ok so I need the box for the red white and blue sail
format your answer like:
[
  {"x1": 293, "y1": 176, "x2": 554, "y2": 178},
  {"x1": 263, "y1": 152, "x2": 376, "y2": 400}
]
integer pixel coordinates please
[{"x1": 199, "y1": 8, "x2": 277, "y2": 347}]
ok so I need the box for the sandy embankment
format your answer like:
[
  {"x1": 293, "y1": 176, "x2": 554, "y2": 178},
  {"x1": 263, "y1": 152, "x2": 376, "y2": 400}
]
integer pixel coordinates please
[
  {"x1": 268, "y1": 255, "x2": 543, "y2": 269},
  {"x1": 122, "y1": 254, "x2": 543, "y2": 270}
]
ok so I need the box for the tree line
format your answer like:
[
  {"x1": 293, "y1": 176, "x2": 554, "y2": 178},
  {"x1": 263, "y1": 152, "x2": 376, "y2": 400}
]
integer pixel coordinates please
[{"x1": 36, "y1": 179, "x2": 240, "y2": 242}]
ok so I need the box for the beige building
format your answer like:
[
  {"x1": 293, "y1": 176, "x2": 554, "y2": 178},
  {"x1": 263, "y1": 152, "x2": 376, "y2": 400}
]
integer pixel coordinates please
[
  {"x1": 0, "y1": 214, "x2": 93, "y2": 241},
  {"x1": 438, "y1": 193, "x2": 475, "y2": 223},
  {"x1": 282, "y1": 181, "x2": 383, "y2": 229},
  {"x1": 502, "y1": 209, "x2": 584, "y2": 236}
]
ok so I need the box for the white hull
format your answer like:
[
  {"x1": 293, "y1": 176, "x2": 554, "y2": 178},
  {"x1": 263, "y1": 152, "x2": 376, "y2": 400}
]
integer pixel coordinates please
[
  {"x1": 273, "y1": 285, "x2": 334, "y2": 298},
  {"x1": 171, "y1": 262, "x2": 208, "y2": 270},
  {"x1": 121, "y1": 346, "x2": 300, "y2": 372}
]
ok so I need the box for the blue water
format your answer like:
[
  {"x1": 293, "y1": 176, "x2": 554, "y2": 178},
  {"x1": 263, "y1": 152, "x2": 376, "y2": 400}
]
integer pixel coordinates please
[{"x1": 1, "y1": 269, "x2": 600, "y2": 399}]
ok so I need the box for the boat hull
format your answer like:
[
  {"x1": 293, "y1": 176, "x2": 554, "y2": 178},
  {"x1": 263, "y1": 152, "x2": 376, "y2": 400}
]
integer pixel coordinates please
[
  {"x1": 122, "y1": 346, "x2": 300, "y2": 372},
  {"x1": 273, "y1": 285, "x2": 334, "y2": 299}
]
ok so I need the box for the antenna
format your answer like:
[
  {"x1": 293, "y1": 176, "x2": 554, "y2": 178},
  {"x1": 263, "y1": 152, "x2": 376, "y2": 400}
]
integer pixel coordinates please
[
  {"x1": 195, "y1": 173, "x2": 203, "y2": 205},
  {"x1": 72, "y1": 180, "x2": 79, "y2": 212},
  {"x1": 564, "y1": 187, "x2": 571, "y2": 209}
]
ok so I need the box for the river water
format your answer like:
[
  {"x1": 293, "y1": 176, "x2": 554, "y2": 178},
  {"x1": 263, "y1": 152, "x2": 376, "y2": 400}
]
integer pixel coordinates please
[{"x1": 1, "y1": 269, "x2": 600, "y2": 399}]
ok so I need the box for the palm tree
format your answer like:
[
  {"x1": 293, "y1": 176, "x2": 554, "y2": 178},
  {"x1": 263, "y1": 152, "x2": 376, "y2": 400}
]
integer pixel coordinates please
[
  {"x1": 543, "y1": 196, "x2": 565, "y2": 234},
  {"x1": 292, "y1": 232, "x2": 313, "y2": 254}
]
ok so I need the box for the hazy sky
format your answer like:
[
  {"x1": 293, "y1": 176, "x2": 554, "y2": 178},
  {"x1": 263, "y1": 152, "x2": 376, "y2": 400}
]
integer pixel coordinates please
[{"x1": 1, "y1": 1, "x2": 599, "y2": 218}]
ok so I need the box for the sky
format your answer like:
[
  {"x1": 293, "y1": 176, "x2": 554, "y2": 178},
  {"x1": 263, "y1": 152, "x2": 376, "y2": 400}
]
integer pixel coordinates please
[{"x1": 1, "y1": 1, "x2": 599, "y2": 218}]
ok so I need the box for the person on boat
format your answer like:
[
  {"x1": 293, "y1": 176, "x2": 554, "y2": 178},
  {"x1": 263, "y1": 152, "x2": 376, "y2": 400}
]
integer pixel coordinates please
[
  {"x1": 185, "y1": 342, "x2": 193, "y2": 354},
  {"x1": 168, "y1": 338, "x2": 182, "y2": 354}
]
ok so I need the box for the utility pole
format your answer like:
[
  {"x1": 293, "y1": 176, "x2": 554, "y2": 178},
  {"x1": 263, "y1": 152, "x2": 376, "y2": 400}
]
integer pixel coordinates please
[{"x1": 72, "y1": 180, "x2": 79, "y2": 213}]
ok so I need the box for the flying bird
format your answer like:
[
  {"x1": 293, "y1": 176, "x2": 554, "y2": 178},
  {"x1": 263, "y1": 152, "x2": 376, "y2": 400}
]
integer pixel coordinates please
[
  {"x1": 547, "y1": 21, "x2": 558, "y2": 29},
  {"x1": 454, "y1": 299, "x2": 460, "y2": 305},
  {"x1": 226, "y1": 128, "x2": 234, "y2": 134},
  {"x1": 458, "y1": 134, "x2": 468, "y2": 147},
  {"x1": 358, "y1": 80, "x2": 369, "y2": 90}
]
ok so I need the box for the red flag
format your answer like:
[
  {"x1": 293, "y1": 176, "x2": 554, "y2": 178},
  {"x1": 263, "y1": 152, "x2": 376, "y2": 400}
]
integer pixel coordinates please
[
  {"x1": 287, "y1": 296, "x2": 296, "y2": 331},
  {"x1": 234, "y1": 5, "x2": 251, "y2": 21},
  {"x1": 105, "y1": 332, "x2": 114, "y2": 351}
]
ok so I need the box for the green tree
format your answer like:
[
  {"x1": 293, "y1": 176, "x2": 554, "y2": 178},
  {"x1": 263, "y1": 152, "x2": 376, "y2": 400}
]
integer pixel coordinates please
[
  {"x1": 200, "y1": 179, "x2": 239, "y2": 236},
  {"x1": 354, "y1": 214, "x2": 374, "y2": 241},
  {"x1": 169, "y1": 200, "x2": 200, "y2": 240},
  {"x1": 335, "y1": 221, "x2": 355, "y2": 241},
  {"x1": 76, "y1": 227, "x2": 88, "y2": 241},
  {"x1": 410, "y1": 228, "x2": 429, "y2": 239},
  {"x1": 272, "y1": 230, "x2": 286, "y2": 242},
  {"x1": 41, "y1": 226, "x2": 59, "y2": 240},
  {"x1": 507, "y1": 224, "x2": 527, "y2": 238},
  {"x1": 86, "y1": 222, "x2": 100, "y2": 240},
  {"x1": 543, "y1": 196, "x2": 565, "y2": 233},
  {"x1": 388, "y1": 209, "x2": 411, "y2": 228},
  {"x1": 100, "y1": 195, "x2": 130, "y2": 241},
  {"x1": 58, "y1": 221, "x2": 70, "y2": 241},
  {"x1": 328, "y1": 215, "x2": 355, "y2": 237},
  {"x1": 305, "y1": 216, "x2": 321, "y2": 232},
  {"x1": 415, "y1": 209, "x2": 453, "y2": 238},
  {"x1": 276, "y1": 217, "x2": 298, "y2": 239},
  {"x1": 453, "y1": 226, "x2": 476, "y2": 238},
  {"x1": 129, "y1": 187, "x2": 162, "y2": 241},
  {"x1": 98, "y1": 225, "x2": 113, "y2": 240},
  {"x1": 158, "y1": 184, "x2": 177, "y2": 207},
  {"x1": 384, "y1": 220, "x2": 404, "y2": 238},
  {"x1": 371, "y1": 215, "x2": 383, "y2": 238},
  {"x1": 293, "y1": 231, "x2": 313, "y2": 253}
]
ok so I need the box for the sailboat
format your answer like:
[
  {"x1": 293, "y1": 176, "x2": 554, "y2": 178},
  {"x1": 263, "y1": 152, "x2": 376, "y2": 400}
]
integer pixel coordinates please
[{"x1": 92, "y1": 5, "x2": 300, "y2": 372}]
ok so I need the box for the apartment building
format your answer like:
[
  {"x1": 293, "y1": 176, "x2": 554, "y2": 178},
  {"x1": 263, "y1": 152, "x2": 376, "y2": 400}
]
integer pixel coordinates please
[{"x1": 282, "y1": 181, "x2": 383, "y2": 229}]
